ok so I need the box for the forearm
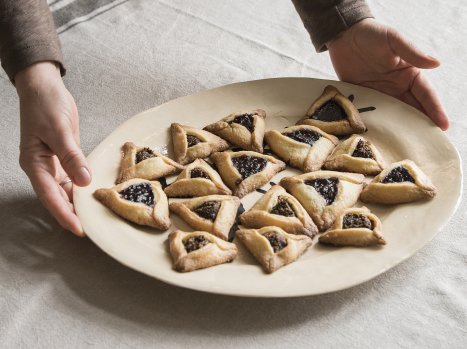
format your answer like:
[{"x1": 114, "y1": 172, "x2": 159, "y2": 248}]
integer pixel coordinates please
[
  {"x1": 0, "y1": 0, "x2": 65, "y2": 83},
  {"x1": 291, "y1": 0, "x2": 373, "y2": 52}
]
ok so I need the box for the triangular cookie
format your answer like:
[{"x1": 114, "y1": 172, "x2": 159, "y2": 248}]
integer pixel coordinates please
[
  {"x1": 94, "y1": 178, "x2": 170, "y2": 230},
  {"x1": 236, "y1": 226, "x2": 312, "y2": 273},
  {"x1": 169, "y1": 195, "x2": 241, "y2": 240},
  {"x1": 164, "y1": 159, "x2": 231, "y2": 197},
  {"x1": 239, "y1": 185, "x2": 318, "y2": 237},
  {"x1": 210, "y1": 150, "x2": 286, "y2": 198},
  {"x1": 171, "y1": 123, "x2": 230, "y2": 165},
  {"x1": 265, "y1": 125, "x2": 338, "y2": 172},
  {"x1": 324, "y1": 134, "x2": 384, "y2": 174},
  {"x1": 280, "y1": 171, "x2": 364, "y2": 231},
  {"x1": 168, "y1": 230, "x2": 237, "y2": 272},
  {"x1": 319, "y1": 206, "x2": 385, "y2": 247},
  {"x1": 360, "y1": 159, "x2": 437, "y2": 204},
  {"x1": 296, "y1": 85, "x2": 366, "y2": 136},
  {"x1": 203, "y1": 109, "x2": 266, "y2": 152},
  {"x1": 116, "y1": 142, "x2": 184, "y2": 183}
]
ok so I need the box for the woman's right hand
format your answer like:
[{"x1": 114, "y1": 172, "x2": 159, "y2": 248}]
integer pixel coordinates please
[{"x1": 15, "y1": 61, "x2": 92, "y2": 237}]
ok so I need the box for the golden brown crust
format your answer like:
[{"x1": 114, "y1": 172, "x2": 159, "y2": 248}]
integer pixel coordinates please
[
  {"x1": 265, "y1": 125, "x2": 338, "y2": 172},
  {"x1": 360, "y1": 159, "x2": 437, "y2": 204},
  {"x1": 168, "y1": 230, "x2": 238, "y2": 272},
  {"x1": 296, "y1": 85, "x2": 366, "y2": 136},
  {"x1": 210, "y1": 150, "x2": 286, "y2": 198},
  {"x1": 324, "y1": 134, "x2": 385, "y2": 175},
  {"x1": 93, "y1": 178, "x2": 171, "y2": 230},
  {"x1": 171, "y1": 123, "x2": 230, "y2": 165},
  {"x1": 116, "y1": 142, "x2": 184, "y2": 183},
  {"x1": 203, "y1": 109, "x2": 266, "y2": 152},
  {"x1": 280, "y1": 171, "x2": 364, "y2": 231},
  {"x1": 164, "y1": 159, "x2": 231, "y2": 197},
  {"x1": 239, "y1": 185, "x2": 318, "y2": 237},
  {"x1": 169, "y1": 195, "x2": 241, "y2": 240},
  {"x1": 319, "y1": 207, "x2": 386, "y2": 247},
  {"x1": 236, "y1": 226, "x2": 312, "y2": 273}
]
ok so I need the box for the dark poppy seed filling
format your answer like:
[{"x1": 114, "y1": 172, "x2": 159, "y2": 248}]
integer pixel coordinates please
[
  {"x1": 229, "y1": 113, "x2": 255, "y2": 132},
  {"x1": 305, "y1": 177, "x2": 339, "y2": 205},
  {"x1": 190, "y1": 168, "x2": 210, "y2": 179},
  {"x1": 135, "y1": 147, "x2": 156, "y2": 164},
  {"x1": 270, "y1": 196, "x2": 296, "y2": 217},
  {"x1": 283, "y1": 129, "x2": 321, "y2": 146},
  {"x1": 119, "y1": 183, "x2": 155, "y2": 207},
  {"x1": 193, "y1": 201, "x2": 221, "y2": 221},
  {"x1": 186, "y1": 135, "x2": 202, "y2": 147},
  {"x1": 381, "y1": 166, "x2": 415, "y2": 183},
  {"x1": 311, "y1": 100, "x2": 347, "y2": 122},
  {"x1": 231, "y1": 155, "x2": 268, "y2": 180},
  {"x1": 183, "y1": 235, "x2": 210, "y2": 253},
  {"x1": 343, "y1": 213, "x2": 373, "y2": 230},
  {"x1": 262, "y1": 231, "x2": 288, "y2": 253},
  {"x1": 352, "y1": 139, "x2": 374, "y2": 159}
]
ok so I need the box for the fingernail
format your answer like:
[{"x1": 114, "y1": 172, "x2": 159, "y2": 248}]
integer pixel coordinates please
[
  {"x1": 75, "y1": 166, "x2": 91, "y2": 185},
  {"x1": 76, "y1": 229, "x2": 86, "y2": 238},
  {"x1": 73, "y1": 226, "x2": 86, "y2": 238}
]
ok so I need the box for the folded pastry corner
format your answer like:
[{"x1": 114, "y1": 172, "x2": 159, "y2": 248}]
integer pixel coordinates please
[
  {"x1": 203, "y1": 109, "x2": 266, "y2": 152},
  {"x1": 210, "y1": 150, "x2": 286, "y2": 198},
  {"x1": 236, "y1": 226, "x2": 312, "y2": 273},
  {"x1": 319, "y1": 206, "x2": 385, "y2": 247},
  {"x1": 280, "y1": 170, "x2": 364, "y2": 231},
  {"x1": 164, "y1": 159, "x2": 231, "y2": 197},
  {"x1": 265, "y1": 125, "x2": 338, "y2": 172},
  {"x1": 324, "y1": 134, "x2": 385, "y2": 175},
  {"x1": 360, "y1": 159, "x2": 437, "y2": 204},
  {"x1": 239, "y1": 185, "x2": 318, "y2": 237},
  {"x1": 169, "y1": 195, "x2": 241, "y2": 240},
  {"x1": 171, "y1": 123, "x2": 230, "y2": 165},
  {"x1": 296, "y1": 85, "x2": 366, "y2": 136},
  {"x1": 116, "y1": 142, "x2": 184, "y2": 183},
  {"x1": 168, "y1": 230, "x2": 237, "y2": 272},
  {"x1": 94, "y1": 178, "x2": 171, "y2": 230}
]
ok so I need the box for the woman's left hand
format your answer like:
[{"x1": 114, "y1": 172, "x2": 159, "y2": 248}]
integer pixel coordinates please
[{"x1": 328, "y1": 18, "x2": 449, "y2": 130}]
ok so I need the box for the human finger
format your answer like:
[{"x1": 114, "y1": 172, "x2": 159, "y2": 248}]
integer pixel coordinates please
[
  {"x1": 27, "y1": 165, "x2": 85, "y2": 237},
  {"x1": 388, "y1": 28, "x2": 440, "y2": 69},
  {"x1": 46, "y1": 127, "x2": 92, "y2": 187},
  {"x1": 59, "y1": 177, "x2": 74, "y2": 202},
  {"x1": 51, "y1": 148, "x2": 75, "y2": 203},
  {"x1": 400, "y1": 90, "x2": 424, "y2": 113},
  {"x1": 411, "y1": 72, "x2": 450, "y2": 130}
]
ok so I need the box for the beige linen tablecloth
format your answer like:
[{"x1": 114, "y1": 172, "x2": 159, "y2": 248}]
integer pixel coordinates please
[{"x1": 0, "y1": 1, "x2": 465, "y2": 348}]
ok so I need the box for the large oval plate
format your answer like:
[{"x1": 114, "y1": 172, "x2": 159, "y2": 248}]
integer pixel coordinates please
[{"x1": 74, "y1": 78, "x2": 462, "y2": 297}]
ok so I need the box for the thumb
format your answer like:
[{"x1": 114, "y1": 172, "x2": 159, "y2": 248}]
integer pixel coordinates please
[
  {"x1": 48, "y1": 129, "x2": 92, "y2": 186},
  {"x1": 387, "y1": 28, "x2": 440, "y2": 69}
]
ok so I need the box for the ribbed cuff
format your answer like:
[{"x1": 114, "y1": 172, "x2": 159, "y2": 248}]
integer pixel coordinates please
[
  {"x1": 292, "y1": 0, "x2": 374, "y2": 52},
  {"x1": 1, "y1": 42, "x2": 66, "y2": 84}
]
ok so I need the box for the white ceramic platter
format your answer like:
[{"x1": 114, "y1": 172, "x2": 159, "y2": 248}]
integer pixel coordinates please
[{"x1": 74, "y1": 78, "x2": 462, "y2": 297}]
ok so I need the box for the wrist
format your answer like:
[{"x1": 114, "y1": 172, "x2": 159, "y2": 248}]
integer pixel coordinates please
[
  {"x1": 326, "y1": 18, "x2": 374, "y2": 51},
  {"x1": 15, "y1": 61, "x2": 63, "y2": 99}
]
